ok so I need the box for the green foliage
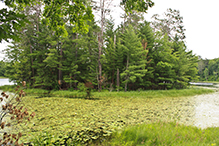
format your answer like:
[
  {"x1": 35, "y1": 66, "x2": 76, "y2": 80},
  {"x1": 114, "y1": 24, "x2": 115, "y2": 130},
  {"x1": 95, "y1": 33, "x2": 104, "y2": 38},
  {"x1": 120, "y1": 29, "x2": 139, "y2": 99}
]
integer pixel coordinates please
[
  {"x1": 121, "y1": 25, "x2": 147, "y2": 91},
  {"x1": 198, "y1": 58, "x2": 219, "y2": 82},
  {"x1": 12, "y1": 88, "x2": 213, "y2": 144},
  {"x1": 3, "y1": 5, "x2": 199, "y2": 91},
  {"x1": 78, "y1": 82, "x2": 94, "y2": 98},
  {"x1": 0, "y1": 85, "x2": 213, "y2": 98},
  {"x1": 43, "y1": 0, "x2": 94, "y2": 35},
  {"x1": 204, "y1": 68, "x2": 209, "y2": 81},
  {"x1": 43, "y1": 49, "x2": 60, "y2": 68},
  {"x1": 121, "y1": 0, "x2": 154, "y2": 14},
  {"x1": 0, "y1": 61, "x2": 6, "y2": 77},
  {"x1": 0, "y1": 7, "x2": 27, "y2": 42},
  {"x1": 107, "y1": 122, "x2": 219, "y2": 146}
]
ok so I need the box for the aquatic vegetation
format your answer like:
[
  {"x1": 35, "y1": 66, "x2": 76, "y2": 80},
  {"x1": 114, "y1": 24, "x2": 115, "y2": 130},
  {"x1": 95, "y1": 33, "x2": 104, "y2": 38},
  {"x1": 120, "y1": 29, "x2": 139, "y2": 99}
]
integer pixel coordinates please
[
  {"x1": 0, "y1": 86, "x2": 215, "y2": 144},
  {"x1": 17, "y1": 89, "x2": 213, "y2": 144}
]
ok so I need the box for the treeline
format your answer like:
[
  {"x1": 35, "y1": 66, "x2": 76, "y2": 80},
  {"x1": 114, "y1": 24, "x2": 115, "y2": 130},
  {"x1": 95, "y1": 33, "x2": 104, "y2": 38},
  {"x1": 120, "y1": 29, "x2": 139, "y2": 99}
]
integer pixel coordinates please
[
  {"x1": 198, "y1": 57, "x2": 219, "y2": 81},
  {"x1": 3, "y1": 5, "x2": 199, "y2": 91},
  {"x1": 0, "y1": 61, "x2": 6, "y2": 77}
]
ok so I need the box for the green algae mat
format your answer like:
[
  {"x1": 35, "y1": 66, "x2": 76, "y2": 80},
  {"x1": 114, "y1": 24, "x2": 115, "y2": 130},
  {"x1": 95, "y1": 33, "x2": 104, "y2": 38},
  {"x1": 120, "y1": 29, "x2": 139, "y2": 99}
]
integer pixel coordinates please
[{"x1": 12, "y1": 88, "x2": 214, "y2": 144}]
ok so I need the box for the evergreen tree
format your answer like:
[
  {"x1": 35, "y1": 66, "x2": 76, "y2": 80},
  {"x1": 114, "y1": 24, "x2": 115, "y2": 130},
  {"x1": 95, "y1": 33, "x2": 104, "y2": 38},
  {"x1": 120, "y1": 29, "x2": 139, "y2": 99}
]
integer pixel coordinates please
[
  {"x1": 152, "y1": 33, "x2": 175, "y2": 89},
  {"x1": 0, "y1": 61, "x2": 6, "y2": 77},
  {"x1": 138, "y1": 21, "x2": 155, "y2": 89},
  {"x1": 102, "y1": 18, "x2": 117, "y2": 90},
  {"x1": 121, "y1": 25, "x2": 147, "y2": 91},
  {"x1": 204, "y1": 68, "x2": 209, "y2": 81},
  {"x1": 171, "y1": 40, "x2": 198, "y2": 88}
]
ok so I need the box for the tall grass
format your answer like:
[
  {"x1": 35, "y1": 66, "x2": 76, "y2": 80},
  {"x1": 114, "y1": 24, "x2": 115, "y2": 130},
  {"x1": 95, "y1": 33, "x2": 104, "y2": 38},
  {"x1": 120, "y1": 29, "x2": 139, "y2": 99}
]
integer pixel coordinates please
[
  {"x1": 106, "y1": 122, "x2": 219, "y2": 146},
  {"x1": 0, "y1": 85, "x2": 214, "y2": 98},
  {"x1": 93, "y1": 88, "x2": 214, "y2": 98},
  {"x1": 0, "y1": 85, "x2": 17, "y2": 92}
]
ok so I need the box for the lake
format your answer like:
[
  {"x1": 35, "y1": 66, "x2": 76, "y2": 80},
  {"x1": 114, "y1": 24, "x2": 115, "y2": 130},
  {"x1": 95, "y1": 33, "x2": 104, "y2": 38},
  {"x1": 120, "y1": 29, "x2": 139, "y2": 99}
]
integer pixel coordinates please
[
  {"x1": 0, "y1": 78, "x2": 219, "y2": 129},
  {"x1": 0, "y1": 78, "x2": 16, "y2": 86}
]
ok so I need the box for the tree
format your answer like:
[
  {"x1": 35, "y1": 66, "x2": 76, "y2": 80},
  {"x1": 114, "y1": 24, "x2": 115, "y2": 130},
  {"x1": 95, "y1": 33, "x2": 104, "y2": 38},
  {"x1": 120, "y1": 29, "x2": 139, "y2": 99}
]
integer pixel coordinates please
[
  {"x1": 0, "y1": 61, "x2": 6, "y2": 77},
  {"x1": 0, "y1": 0, "x2": 94, "y2": 42},
  {"x1": 92, "y1": 0, "x2": 154, "y2": 91},
  {"x1": 121, "y1": 25, "x2": 147, "y2": 91},
  {"x1": 197, "y1": 57, "x2": 206, "y2": 80},
  {"x1": 151, "y1": 8, "x2": 186, "y2": 41},
  {"x1": 0, "y1": 3, "x2": 27, "y2": 42},
  {"x1": 120, "y1": 0, "x2": 154, "y2": 13},
  {"x1": 204, "y1": 68, "x2": 209, "y2": 81},
  {"x1": 171, "y1": 40, "x2": 198, "y2": 88},
  {"x1": 152, "y1": 33, "x2": 175, "y2": 89},
  {"x1": 138, "y1": 21, "x2": 155, "y2": 89}
]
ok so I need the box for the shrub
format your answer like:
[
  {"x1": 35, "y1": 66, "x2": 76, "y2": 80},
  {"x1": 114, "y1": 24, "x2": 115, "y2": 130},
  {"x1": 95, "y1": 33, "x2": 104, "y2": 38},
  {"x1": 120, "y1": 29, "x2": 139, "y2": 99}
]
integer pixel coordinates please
[
  {"x1": 78, "y1": 81, "x2": 94, "y2": 99},
  {"x1": 0, "y1": 81, "x2": 35, "y2": 145}
]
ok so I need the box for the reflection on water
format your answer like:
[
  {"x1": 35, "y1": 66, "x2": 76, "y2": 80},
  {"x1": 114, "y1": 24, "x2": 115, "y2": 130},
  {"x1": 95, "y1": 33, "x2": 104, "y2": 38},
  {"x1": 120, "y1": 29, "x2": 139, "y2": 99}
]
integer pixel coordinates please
[
  {"x1": 0, "y1": 78, "x2": 15, "y2": 86},
  {"x1": 193, "y1": 93, "x2": 219, "y2": 129},
  {"x1": 128, "y1": 92, "x2": 219, "y2": 129}
]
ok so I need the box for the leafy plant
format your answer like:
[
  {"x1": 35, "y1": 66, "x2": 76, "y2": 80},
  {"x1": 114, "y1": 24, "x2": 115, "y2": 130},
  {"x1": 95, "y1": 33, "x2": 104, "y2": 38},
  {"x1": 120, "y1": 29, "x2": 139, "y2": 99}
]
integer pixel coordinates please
[{"x1": 78, "y1": 82, "x2": 94, "y2": 99}]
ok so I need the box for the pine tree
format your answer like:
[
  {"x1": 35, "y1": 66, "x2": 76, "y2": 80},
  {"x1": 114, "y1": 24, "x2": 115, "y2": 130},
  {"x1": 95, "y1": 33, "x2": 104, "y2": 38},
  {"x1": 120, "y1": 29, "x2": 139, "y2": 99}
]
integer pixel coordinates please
[
  {"x1": 138, "y1": 21, "x2": 155, "y2": 89},
  {"x1": 121, "y1": 25, "x2": 147, "y2": 91}
]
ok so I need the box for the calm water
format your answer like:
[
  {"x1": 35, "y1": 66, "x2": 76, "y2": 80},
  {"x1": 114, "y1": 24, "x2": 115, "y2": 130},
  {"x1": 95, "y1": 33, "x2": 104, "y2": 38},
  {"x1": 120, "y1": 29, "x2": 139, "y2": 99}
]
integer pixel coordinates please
[
  {"x1": 0, "y1": 78, "x2": 219, "y2": 129},
  {"x1": 0, "y1": 78, "x2": 15, "y2": 86}
]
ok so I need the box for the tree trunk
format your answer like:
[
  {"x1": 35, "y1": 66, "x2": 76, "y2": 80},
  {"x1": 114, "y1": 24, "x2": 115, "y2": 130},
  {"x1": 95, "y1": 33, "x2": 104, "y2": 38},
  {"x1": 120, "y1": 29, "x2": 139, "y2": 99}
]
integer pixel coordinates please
[
  {"x1": 125, "y1": 81, "x2": 127, "y2": 92},
  {"x1": 117, "y1": 68, "x2": 119, "y2": 92},
  {"x1": 125, "y1": 55, "x2": 129, "y2": 92},
  {"x1": 30, "y1": 45, "x2": 34, "y2": 86},
  {"x1": 96, "y1": 67, "x2": 99, "y2": 89},
  {"x1": 98, "y1": 33, "x2": 102, "y2": 91},
  {"x1": 74, "y1": 33, "x2": 78, "y2": 87},
  {"x1": 58, "y1": 42, "x2": 63, "y2": 89},
  {"x1": 70, "y1": 73, "x2": 72, "y2": 88},
  {"x1": 97, "y1": 0, "x2": 105, "y2": 92},
  {"x1": 111, "y1": 34, "x2": 116, "y2": 86}
]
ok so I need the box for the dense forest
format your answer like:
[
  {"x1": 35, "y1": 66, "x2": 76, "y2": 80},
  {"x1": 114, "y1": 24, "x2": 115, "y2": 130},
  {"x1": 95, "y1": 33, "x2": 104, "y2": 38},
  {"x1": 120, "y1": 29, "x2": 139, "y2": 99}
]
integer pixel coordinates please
[
  {"x1": 197, "y1": 57, "x2": 219, "y2": 81},
  {"x1": 1, "y1": 1, "x2": 200, "y2": 91}
]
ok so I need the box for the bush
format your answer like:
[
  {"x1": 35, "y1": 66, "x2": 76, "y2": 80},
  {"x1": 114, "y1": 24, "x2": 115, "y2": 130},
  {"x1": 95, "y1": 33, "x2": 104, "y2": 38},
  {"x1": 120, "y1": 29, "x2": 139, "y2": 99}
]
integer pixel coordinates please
[{"x1": 0, "y1": 82, "x2": 35, "y2": 145}]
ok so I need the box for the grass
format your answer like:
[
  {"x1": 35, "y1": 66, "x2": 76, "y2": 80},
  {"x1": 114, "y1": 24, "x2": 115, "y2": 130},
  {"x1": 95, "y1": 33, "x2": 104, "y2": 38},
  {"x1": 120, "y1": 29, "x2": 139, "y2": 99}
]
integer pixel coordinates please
[
  {"x1": 0, "y1": 85, "x2": 215, "y2": 98},
  {"x1": 0, "y1": 85, "x2": 17, "y2": 92},
  {"x1": 92, "y1": 88, "x2": 214, "y2": 98},
  {"x1": 104, "y1": 122, "x2": 219, "y2": 146}
]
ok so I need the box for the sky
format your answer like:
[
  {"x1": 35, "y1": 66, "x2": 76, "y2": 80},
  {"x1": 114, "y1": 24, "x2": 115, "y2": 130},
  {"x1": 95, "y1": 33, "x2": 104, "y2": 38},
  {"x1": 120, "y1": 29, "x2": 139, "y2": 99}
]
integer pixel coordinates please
[
  {"x1": 143, "y1": 0, "x2": 219, "y2": 59},
  {"x1": 1, "y1": 0, "x2": 219, "y2": 60}
]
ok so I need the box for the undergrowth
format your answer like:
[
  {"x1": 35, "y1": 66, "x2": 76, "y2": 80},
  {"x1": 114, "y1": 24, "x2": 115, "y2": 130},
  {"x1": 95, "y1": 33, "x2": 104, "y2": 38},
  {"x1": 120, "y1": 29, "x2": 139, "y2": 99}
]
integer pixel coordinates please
[
  {"x1": 105, "y1": 122, "x2": 219, "y2": 146},
  {"x1": 0, "y1": 85, "x2": 214, "y2": 98}
]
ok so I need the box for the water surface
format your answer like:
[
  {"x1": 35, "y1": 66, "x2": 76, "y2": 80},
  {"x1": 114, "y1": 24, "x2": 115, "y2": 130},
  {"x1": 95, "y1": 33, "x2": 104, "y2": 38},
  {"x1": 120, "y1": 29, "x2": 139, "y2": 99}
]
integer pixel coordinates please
[
  {"x1": 0, "y1": 78, "x2": 15, "y2": 86},
  {"x1": 1, "y1": 78, "x2": 219, "y2": 129}
]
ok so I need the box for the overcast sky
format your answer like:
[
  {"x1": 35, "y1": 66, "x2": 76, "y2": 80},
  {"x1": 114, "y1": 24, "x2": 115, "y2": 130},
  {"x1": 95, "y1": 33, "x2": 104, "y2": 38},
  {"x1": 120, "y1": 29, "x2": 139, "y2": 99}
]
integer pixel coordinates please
[
  {"x1": 1, "y1": 0, "x2": 219, "y2": 60},
  {"x1": 144, "y1": 0, "x2": 219, "y2": 60}
]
